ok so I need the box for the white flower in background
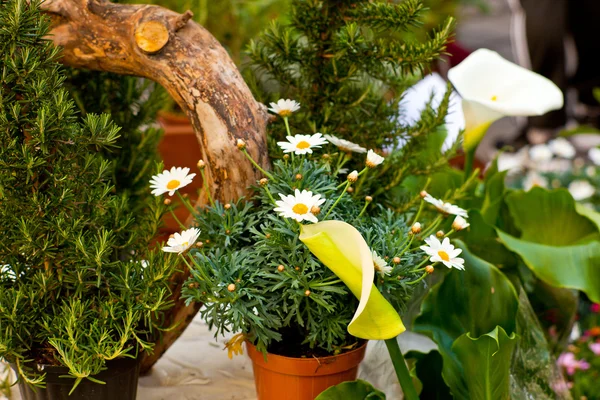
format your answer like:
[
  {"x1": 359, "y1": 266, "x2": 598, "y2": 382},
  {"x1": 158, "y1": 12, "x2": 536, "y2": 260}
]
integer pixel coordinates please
[
  {"x1": 568, "y1": 180, "x2": 595, "y2": 201},
  {"x1": 452, "y1": 215, "x2": 470, "y2": 231},
  {"x1": 586, "y1": 166, "x2": 596, "y2": 178},
  {"x1": 0, "y1": 265, "x2": 16, "y2": 281},
  {"x1": 324, "y1": 134, "x2": 367, "y2": 153},
  {"x1": 366, "y1": 150, "x2": 385, "y2": 168},
  {"x1": 277, "y1": 133, "x2": 328, "y2": 155},
  {"x1": 274, "y1": 189, "x2": 325, "y2": 223},
  {"x1": 423, "y1": 193, "x2": 469, "y2": 218},
  {"x1": 523, "y1": 171, "x2": 549, "y2": 191},
  {"x1": 496, "y1": 148, "x2": 527, "y2": 174},
  {"x1": 549, "y1": 138, "x2": 576, "y2": 159},
  {"x1": 420, "y1": 236, "x2": 465, "y2": 270},
  {"x1": 528, "y1": 144, "x2": 553, "y2": 164},
  {"x1": 268, "y1": 99, "x2": 301, "y2": 117},
  {"x1": 589, "y1": 147, "x2": 600, "y2": 166},
  {"x1": 150, "y1": 167, "x2": 196, "y2": 196},
  {"x1": 448, "y1": 49, "x2": 563, "y2": 152},
  {"x1": 162, "y1": 228, "x2": 201, "y2": 254},
  {"x1": 371, "y1": 250, "x2": 393, "y2": 277}
]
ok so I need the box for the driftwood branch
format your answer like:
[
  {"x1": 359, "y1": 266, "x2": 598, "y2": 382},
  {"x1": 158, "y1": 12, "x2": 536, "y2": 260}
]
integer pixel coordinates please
[{"x1": 42, "y1": 0, "x2": 270, "y2": 373}]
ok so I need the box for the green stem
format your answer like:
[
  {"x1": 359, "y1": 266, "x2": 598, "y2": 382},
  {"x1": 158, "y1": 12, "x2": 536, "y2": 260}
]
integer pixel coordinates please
[
  {"x1": 283, "y1": 117, "x2": 292, "y2": 137},
  {"x1": 324, "y1": 182, "x2": 349, "y2": 219},
  {"x1": 169, "y1": 208, "x2": 186, "y2": 230},
  {"x1": 263, "y1": 185, "x2": 278, "y2": 206},
  {"x1": 355, "y1": 200, "x2": 370, "y2": 220},
  {"x1": 385, "y1": 338, "x2": 419, "y2": 400},
  {"x1": 242, "y1": 149, "x2": 273, "y2": 180},
  {"x1": 463, "y1": 147, "x2": 476, "y2": 182},
  {"x1": 177, "y1": 191, "x2": 199, "y2": 215},
  {"x1": 198, "y1": 169, "x2": 215, "y2": 208}
]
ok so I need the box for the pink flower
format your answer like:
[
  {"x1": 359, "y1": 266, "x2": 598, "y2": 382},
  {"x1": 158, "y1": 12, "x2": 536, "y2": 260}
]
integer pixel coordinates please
[
  {"x1": 557, "y1": 352, "x2": 591, "y2": 375},
  {"x1": 590, "y1": 342, "x2": 600, "y2": 356},
  {"x1": 591, "y1": 303, "x2": 600, "y2": 313}
]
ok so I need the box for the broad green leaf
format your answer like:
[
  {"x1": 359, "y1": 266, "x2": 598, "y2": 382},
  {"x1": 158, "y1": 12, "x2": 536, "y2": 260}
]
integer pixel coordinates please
[
  {"x1": 315, "y1": 380, "x2": 386, "y2": 400},
  {"x1": 406, "y1": 350, "x2": 451, "y2": 400},
  {"x1": 300, "y1": 221, "x2": 405, "y2": 339},
  {"x1": 497, "y1": 230, "x2": 600, "y2": 303},
  {"x1": 452, "y1": 326, "x2": 517, "y2": 400},
  {"x1": 413, "y1": 241, "x2": 519, "y2": 398},
  {"x1": 505, "y1": 188, "x2": 597, "y2": 245},
  {"x1": 480, "y1": 169, "x2": 507, "y2": 225}
]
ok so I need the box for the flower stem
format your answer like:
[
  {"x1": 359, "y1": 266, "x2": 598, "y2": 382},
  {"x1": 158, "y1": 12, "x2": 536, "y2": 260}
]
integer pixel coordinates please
[
  {"x1": 168, "y1": 208, "x2": 186, "y2": 230},
  {"x1": 463, "y1": 147, "x2": 476, "y2": 182},
  {"x1": 325, "y1": 182, "x2": 349, "y2": 219},
  {"x1": 406, "y1": 272, "x2": 428, "y2": 285},
  {"x1": 283, "y1": 117, "x2": 292, "y2": 137},
  {"x1": 242, "y1": 149, "x2": 274, "y2": 180},
  {"x1": 356, "y1": 200, "x2": 370, "y2": 220},
  {"x1": 177, "y1": 190, "x2": 199, "y2": 215},
  {"x1": 199, "y1": 169, "x2": 215, "y2": 208},
  {"x1": 263, "y1": 185, "x2": 278, "y2": 206},
  {"x1": 385, "y1": 338, "x2": 419, "y2": 400}
]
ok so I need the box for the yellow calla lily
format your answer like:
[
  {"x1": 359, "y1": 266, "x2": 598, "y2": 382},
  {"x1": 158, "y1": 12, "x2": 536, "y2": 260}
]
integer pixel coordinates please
[{"x1": 299, "y1": 220, "x2": 405, "y2": 340}]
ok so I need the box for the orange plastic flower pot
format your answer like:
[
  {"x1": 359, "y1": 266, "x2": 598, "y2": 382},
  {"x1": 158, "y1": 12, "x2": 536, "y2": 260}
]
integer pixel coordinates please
[{"x1": 246, "y1": 341, "x2": 367, "y2": 400}]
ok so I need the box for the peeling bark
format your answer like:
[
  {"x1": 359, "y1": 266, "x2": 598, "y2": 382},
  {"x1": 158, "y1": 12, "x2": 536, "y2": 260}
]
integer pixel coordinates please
[{"x1": 42, "y1": 0, "x2": 270, "y2": 373}]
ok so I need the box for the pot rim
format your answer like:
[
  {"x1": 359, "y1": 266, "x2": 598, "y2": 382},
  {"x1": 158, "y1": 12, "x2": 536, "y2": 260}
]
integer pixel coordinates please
[{"x1": 245, "y1": 340, "x2": 367, "y2": 377}]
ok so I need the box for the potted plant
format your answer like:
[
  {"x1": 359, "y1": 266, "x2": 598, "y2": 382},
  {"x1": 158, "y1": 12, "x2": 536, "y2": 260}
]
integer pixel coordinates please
[
  {"x1": 152, "y1": 102, "x2": 469, "y2": 399},
  {"x1": 0, "y1": 1, "x2": 176, "y2": 397}
]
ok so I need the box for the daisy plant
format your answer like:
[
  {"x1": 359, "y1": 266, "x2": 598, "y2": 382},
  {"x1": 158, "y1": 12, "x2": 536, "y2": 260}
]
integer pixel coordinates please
[{"x1": 151, "y1": 104, "x2": 470, "y2": 399}]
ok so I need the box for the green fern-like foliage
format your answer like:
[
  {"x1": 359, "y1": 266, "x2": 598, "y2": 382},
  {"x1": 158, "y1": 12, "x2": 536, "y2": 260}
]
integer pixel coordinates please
[
  {"x1": 0, "y1": 0, "x2": 175, "y2": 387},
  {"x1": 248, "y1": 0, "x2": 458, "y2": 206}
]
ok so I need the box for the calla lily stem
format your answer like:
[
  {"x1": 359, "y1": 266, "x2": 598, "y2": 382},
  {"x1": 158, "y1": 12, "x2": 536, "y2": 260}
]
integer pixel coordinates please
[
  {"x1": 385, "y1": 338, "x2": 419, "y2": 400},
  {"x1": 463, "y1": 147, "x2": 476, "y2": 182}
]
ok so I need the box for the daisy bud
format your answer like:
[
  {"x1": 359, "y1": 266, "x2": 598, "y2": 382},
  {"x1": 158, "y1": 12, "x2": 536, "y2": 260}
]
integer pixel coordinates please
[
  {"x1": 420, "y1": 190, "x2": 429, "y2": 198},
  {"x1": 225, "y1": 229, "x2": 231, "y2": 234},
  {"x1": 188, "y1": 282, "x2": 199, "y2": 289},
  {"x1": 346, "y1": 187, "x2": 354, "y2": 193},
  {"x1": 393, "y1": 257, "x2": 401, "y2": 264},
  {"x1": 295, "y1": 173, "x2": 303, "y2": 180},
  {"x1": 425, "y1": 265, "x2": 434, "y2": 274},
  {"x1": 227, "y1": 283, "x2": 236, "y2": 292},
  {"x1": 224, "y1": 203, "x2": 231, "y2": 210},
  {"x1": 169, "y1": 234, "x2": 175, "y2": 239},
  {"x1": 195, "y1": 242, "x2": 203, "y2": 248},
  {"x1": 347, "y1": 170, "x2": 359, "y2": 183},
  {"x1": 436, "y1": 230, "x2": 444, "y2": 238},
  {"x1": 452, "y1": 216, "x2": 470, "y2": 231},
  {"x1": 205, "y1": 239, "x2": 210, "y2": 244},
  {"x1": 197, "y1": 159, "x2": 206, "y2": 169},
  {"x1": 277, "y1": 265, "x2": 285, "y2": 272},
  {"x1": 304, "y1": 290, "x2": 311, "y2": 296},
  {"x1": 283, "y1": 154, "x2": 290, "y2": 160},
  {"x1": 182, "y1": 193, "x2": 189, "y2": 199},
  {"x1": 295, "y1": 266, "x2": 300, "y2": 271},
  {"x1": 236, "y1": 138, "x2": 246, "y2": 150},
  {"x1": 411, "y1": 222, "x2": 422, "y2": 234},
  {"x1": 365, "y1": 196, "x2": 373, "y2": 202},
  {"x1": 366, "y1": 150, "x2": 385, "y2": 168},
  {"x1": 265, "y1": 233, "x2": 271, "y2": 239},
  {"x1": 259, "y1": 178, "x2": 269, "y2": 186},
  {"x1": 322, "y1": 154, "x2": 330, "y2": 160},
  {"x1": 164, "y1": 198, "x2": 172, "y2": 205},
  {"x1": 310, "y1": 205, "x2": 321, "y2": 215}
]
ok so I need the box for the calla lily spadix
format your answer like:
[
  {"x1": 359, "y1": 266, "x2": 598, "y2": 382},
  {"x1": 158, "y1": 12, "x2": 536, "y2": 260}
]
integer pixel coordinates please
[
  {"x1": 299, "y1": 221, "x2": 405, "y2": 340},
  {"x1": 448, "y1": 49, "x2": 564, "y2": 153}
]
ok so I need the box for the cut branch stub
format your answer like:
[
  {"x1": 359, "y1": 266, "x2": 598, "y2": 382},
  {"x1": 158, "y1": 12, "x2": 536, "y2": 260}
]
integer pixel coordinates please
[{"x1": 43, "y1": 0, "x2": 271, "y2": 374}]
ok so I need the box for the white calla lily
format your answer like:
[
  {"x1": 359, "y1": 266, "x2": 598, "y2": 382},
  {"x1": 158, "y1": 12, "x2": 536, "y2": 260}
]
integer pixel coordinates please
[{"x1": 448, "y1": 49, "x2": 564, "y2": 153}]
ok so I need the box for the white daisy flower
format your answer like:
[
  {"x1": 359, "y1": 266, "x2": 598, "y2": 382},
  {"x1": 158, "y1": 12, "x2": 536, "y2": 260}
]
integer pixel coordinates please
[
  {"x1": 150, "y1": 167, "x2": 196, "y2": 196},
  {"x1": 277, "y1": 133, "x2": 328, "y2": 155},
  {"x1": 268, "y1": 99, "x2": 301, "y2": 117},
  {"x1": 274, "y1": 189, "x2": 326, "y2": 223},
  {"x1": 423, "y1": 194, "x2": 468, "y2": 218},
  {"x1": 549, "y1": 137, "x2": 576, "y2": 159},
  {"x1": 568, "y1": 180, "x2": 595, "y2": 201},
  {"x1": 323, "y1": 134, "x2": 367, "y2": 153},
  {"x1": 452, "y1": 215, "x2": 470, "y2": 231},
  {"x1": 366, "y1": 150, "x2": 385, "y2": 168},
  {"x1": 372, "y1": 250, "x2": 393, "y2": 277},
  {"x1": 162, "y1": 228, "x2": 200, "y2": 254},
  {"x1": 420, "y1": 236, "x2": 465, "y2": 270},
  {"x1": 1, "y1": 265, "x2": 16, "y2": 281},
  {"x1": 523, "y1": 171, "x2": 548, "y2": 191},
  {"x1": 589, "y1": 147, "x2": 600, "y2": 166},
  {"x1": 528, "y1": 144, "x2": 553, "y2": 163}
]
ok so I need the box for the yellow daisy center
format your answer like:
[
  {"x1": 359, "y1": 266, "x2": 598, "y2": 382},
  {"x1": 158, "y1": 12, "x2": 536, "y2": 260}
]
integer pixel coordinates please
[
  {"x1": 373, "y1": 262, "x2": 381, "y2": 271},
  {"x1": 491, "y1": 95, "x2": 498, "y2": 101},
  {"x1": 292, "y1": 203, "x2": 309, "y2": 214},
  {"x1": 296, "y1": 141, "x2": 311, "y2": 149},
  {"x1": 167, "y1": 179, "x2": 181, "y2": 190},
  {"x1": 182, "y1": 241, "x2": 189, "y2": 247},
  {"x1": 438, "y1": 250, "x2": 450, "y2": 262},
  {"x1": 279, "y1": 110, "x2": 292, "y2": 117}
]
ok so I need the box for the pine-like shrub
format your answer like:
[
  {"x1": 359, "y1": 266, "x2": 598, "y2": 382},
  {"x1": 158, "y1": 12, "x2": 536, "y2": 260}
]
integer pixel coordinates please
[
  {"x1": 248, "y1": 0, "x2": 458, "y2": 205},
  {"x1": 0, "y1": 0, "x2": 175, "y2": 387}
]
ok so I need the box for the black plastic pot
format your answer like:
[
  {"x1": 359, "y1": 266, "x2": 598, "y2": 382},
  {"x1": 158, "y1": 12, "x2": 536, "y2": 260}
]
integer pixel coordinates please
[{"x1": 15, "y1": 357, "x2": 139, "y2": 400}]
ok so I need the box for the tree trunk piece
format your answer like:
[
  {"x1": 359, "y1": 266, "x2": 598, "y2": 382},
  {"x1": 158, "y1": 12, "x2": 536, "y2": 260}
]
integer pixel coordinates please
[{"x1": 42, "y1": 0, "x2": 270, "y2": 374}]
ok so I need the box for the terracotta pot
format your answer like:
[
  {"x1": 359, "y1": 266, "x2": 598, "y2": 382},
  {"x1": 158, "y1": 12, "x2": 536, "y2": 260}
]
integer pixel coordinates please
[
  {"x1": 246, "y1": 341, "x2": 367, "y2": 400},
  {"x1": 156, "y1": 112, "x2": 202, "y2": 233},
  {"x1": 15, "y1": 357, "x2": 139, "y2": 400}
]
